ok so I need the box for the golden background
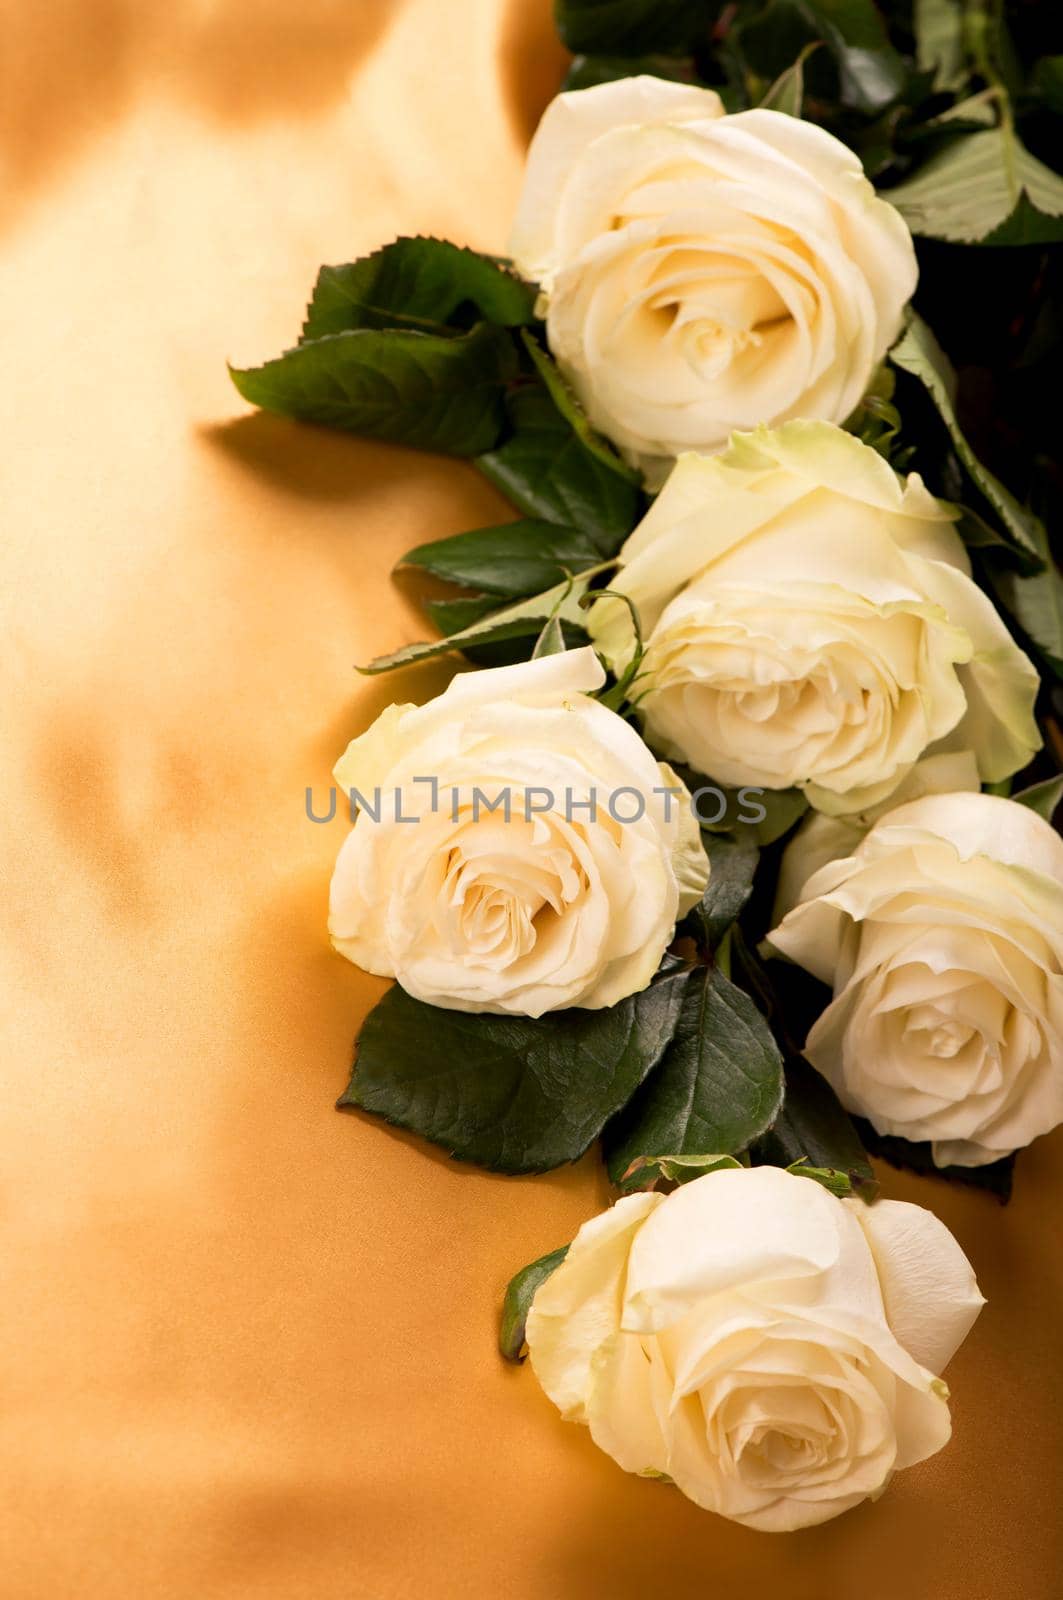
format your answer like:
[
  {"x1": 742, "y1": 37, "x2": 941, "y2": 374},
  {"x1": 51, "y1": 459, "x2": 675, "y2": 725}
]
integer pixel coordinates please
[{"x1": 1, "y1": 2, "x2": 1060, "y2": 1595}]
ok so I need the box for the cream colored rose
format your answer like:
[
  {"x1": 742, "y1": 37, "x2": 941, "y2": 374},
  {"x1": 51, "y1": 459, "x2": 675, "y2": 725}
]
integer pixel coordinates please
[
  {"x1": 526, "y1": 1165, "x2": 983, "y2": 1531},
  {"x1": 768, "y1": 792, "x2": 1063, "y2": 1166},
  {"x1": 510, "y1": 77, "x2": 917, "y2": 485},
  {"x1": 328, "y1": 649, "x2": 708, "y2": 1016},
  {"x1": 772, "y1": 750, "x2": 982, "y2": 923},
  {"x1": 587, "y1": 423, "x2": 1040, "y2": 814}
]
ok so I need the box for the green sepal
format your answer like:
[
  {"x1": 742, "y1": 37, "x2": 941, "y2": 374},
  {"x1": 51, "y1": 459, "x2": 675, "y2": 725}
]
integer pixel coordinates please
[
  {"x1": 752, "y1": 1056, "x2": 878, "y2": 1201},
  {"x1": 617, "y1": 1152, "x2": 746, "y2": 1191}
]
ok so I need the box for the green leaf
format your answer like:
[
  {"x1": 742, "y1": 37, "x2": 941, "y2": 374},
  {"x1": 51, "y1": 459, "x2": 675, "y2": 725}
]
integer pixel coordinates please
[
  {"x1": 478, "y1": 385, "x2": 642, "y2": 550},
  {"x1": 740, "y1": 0, "x2": 907, "y2": 115},
  {"x1": 913, "y1": 0, "x2": 967, "y2": 92},
  {"x1": 399, "y1": 519, "x2": 611, "y2": 598},
  {"x1": 605, "y1": 966, "x2": 785, "y2": 1191},
  {"x1": 705, "y1": 785, "x2": 807, "y2": 845},
  {"x1": 810, "y1": 0, "x2": 909, "y2": 110},
  {"x1": 341, "y1": 967, "x2": 690, "y2": 1174},
  {"x1": 230, "y1": 321, "x2": 517, "y2": 456},
  {"x1": 889, "y1": 314, "x2": 1046, "y2": 562},
  {"x1": 617, "y1": 1152, "x2": 745, "y2": 1190},
  {"x1": 300, "y1": 238, "x2": 536, "y2": 340},
  {"x1": 988, "y1": 560, "x2": 1063, "y2": 679},
  {"x1": 358, "y1": 566, "x2": 609, "y2": 674},
  {"x1": 554, "y1": 0, "x2": 704, "y2": 57},
  {"x1": 903, "y1": 89, "x2": 997, "y2": 144},
  {"x1": 795, "y1": 0, "x2": 908, "y2": 113},
  {"x1": 752, "y1": 1056, "x2": 878, "y2": 1200},
  {"x1": 1031, "y1": 55, "x2": 1063, "y2": 116},
  {"x1": 430, "y1": 606, "x2": 589, "y2": 671},
  {"x1": 751, "y1": 788, "x2": 810, "y2": 846},
  {"x1": 423, "y1": 595, "x2": 499, "y2": 635},
  {"x1": 519, "y1": 333, "x2": 640, "y2": 485},
  {"x1": 963, "y1": 0, "x2": 1023, "y2": 100},
  {"x1": 855, "y1": 1119, "x2": 1014, "y2": 1203},
  {"x1": 683, "y1": 830, "x2": 759, "y2": 950},
  {"x1": 885, "y1": 125, "x2": 1063, "y2": 245},
  {"x1": 499, "y1": 1246, "x2": 569, "y2": 1360},
  {"x1": 564, "y1": 53, "x2": 697, "y2": 91},
  {"x1": 670, "y1": 765, "x2": 808, "y2": 844},
  {"x1": 954, "y1": 504, "x2": 1043, "y2": 576},
  {"x1": 1012, "y1": 774, "x2": 1063, "y2": 823}
]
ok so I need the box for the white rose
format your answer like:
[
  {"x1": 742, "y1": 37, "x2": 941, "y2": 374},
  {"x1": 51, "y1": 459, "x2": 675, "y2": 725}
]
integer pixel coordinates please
[
  {"x1": 768, "y1": 792, "x2": 1063, "y2": 1166},
  {"x1": 587, "y1": 423, "x2": 1040, "y2": 814},
  {"x1": 328, "y1": 648, "x2": 708, "y2": 1016},
  {"x1": 772, "y1": 750, "x2": 983, "y2": 922},
  {"x1": 526, "y1": 1165, "x2": 983, "y2": 1531},
  {"x1": 509, "y1": 77, "x2": 917, "y2": 485}
]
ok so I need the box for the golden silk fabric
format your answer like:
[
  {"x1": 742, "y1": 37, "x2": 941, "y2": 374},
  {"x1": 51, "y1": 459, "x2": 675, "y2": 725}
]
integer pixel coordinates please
[{"x1": 1, "y1": 1, "x2": 1059, "y2": 1594}]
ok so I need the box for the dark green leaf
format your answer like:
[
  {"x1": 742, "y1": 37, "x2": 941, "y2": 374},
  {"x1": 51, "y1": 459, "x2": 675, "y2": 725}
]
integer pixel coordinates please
[
  {"x1": 955, "y1": 505, "x2": 1044, "y2": 576},
  {"x1": 230, "y1": 321, "x2": 517, "y2": 456},
  {"x1": 963, "y1": 0, "x2": 1022, "y2": 99},
  {"x1": 855, "y1": 1119, "x2": 1014, "y2": 1203},
  {"x1": 605, "y1": 966, "x2": 785, "y2": 1190},
  {"x1": 554, "y1": 0, "x2": 704, "y2": 57},
  {"x1": 359, "y1": 568, "x2": 606, "y2": 674},
  {"x1": 399, "y1": 519, "x2": 610, "y2": 598},
  {"x1": 901, "y1": 90, "x2": 997, "y2": 147},
  {"x1": 341, "y1": 968, "x2": 690, "y2": 1174},
  {"x1": 752, "y1": 1056, "x2": 878, "y2": 1200},
  {"x1": 913, "y1": 0, "x2": 967, "y2": 92},
  {"x1": 987, "y1": 561, "x2": 1063, "y2": 679},
  {"x1": 702, "y1": 785, "x2": 808, "y2": 845},
  {"x1": 854, "y1": 104, "x2": 908, "y2": 179},
  {"x1": 478, "y1": 385, "x2": 642, "y2": 549},
  {"x1": 750, "y1": 788, "x2": 810, "y2": 846},
  {"x1": 1031, "y1": 55, "x2": 1063, "y2": 116},
  {"x1": 519, "y1": 332, "x2": 641, "y2": 485},
  {"x1": 890, "y1": 314, "x2": 1046, "y2": 562},
  {"x1": 885, "y1": 126, "x2": 1063, "y2": 245},
  {"x1": 683, "y1": 830, "x2": 759, "y2": 949},
  {"x1": 670, "y1": 767, "x2": 808, "y2": 844},
  {"x1": 1012, "y1": 773, "x2": 1063, "y2": 823},
  {"x1": 499, "y1": 1246, "x2": 569, "y2": 1360},
  {"x1": 422, "y1": 593, "x2": 590, "y2": 671},
  {"x1": 739, "y1": 0, "x2": 908, "y2": 114},
  {"x1": 796, "y1": 0, "x2": 909, "y2": 112},
  {"x1": 300, "y1": 238, "x2": 536, "y2": 340},
  {"x1": 423, "y1": 595, "x2": 499, "y2": 635},
  {"x1": 564, "y1": 53, "x2": 697, "y2": 91}
]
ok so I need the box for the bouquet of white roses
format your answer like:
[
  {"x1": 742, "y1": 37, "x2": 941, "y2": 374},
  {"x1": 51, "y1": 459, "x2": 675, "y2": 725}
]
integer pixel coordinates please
[{"x1": 230, "y1": 0, "x2": 1062, "y2": 1533}]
